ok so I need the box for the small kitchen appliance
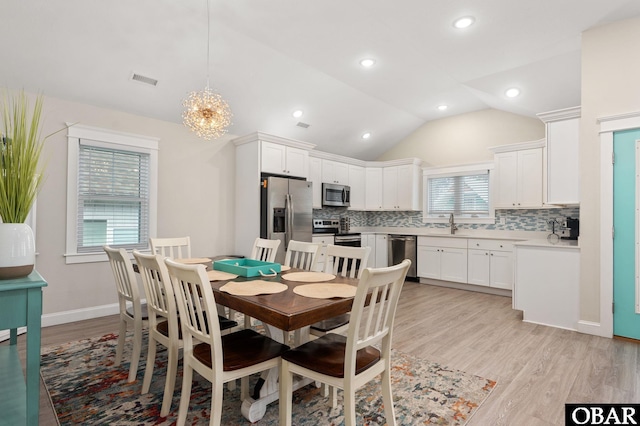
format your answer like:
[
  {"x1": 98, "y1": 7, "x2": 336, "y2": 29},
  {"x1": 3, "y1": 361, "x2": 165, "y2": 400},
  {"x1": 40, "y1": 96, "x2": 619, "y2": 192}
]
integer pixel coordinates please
[{"x1": 562, "y1": 217, "x2": 580, "y2": 240}]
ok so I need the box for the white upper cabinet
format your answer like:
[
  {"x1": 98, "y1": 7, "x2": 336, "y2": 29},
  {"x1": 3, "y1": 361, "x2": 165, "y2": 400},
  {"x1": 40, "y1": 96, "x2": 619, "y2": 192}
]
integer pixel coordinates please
[
  {"x1": 491, "y1": 140, "x2": 544, "y2": 209},
  {"x1": 365, "y1": 167, "x2": 383, "y2": 210},
  {"x1": 537, "y1": 107, "x2": 581, "y2": 205},
  {"x1": 321, "y1": 159, "x2": 349, "y2": 185},
  {"x1": 348, "y1": 165, "x2": 365, "y2": 210},
  {"x1": 261, "y1": 140, "x2": 309, "y2": 178},
  {"x1": 382, "y1": 164, "x2": 420, "y2": 210}
]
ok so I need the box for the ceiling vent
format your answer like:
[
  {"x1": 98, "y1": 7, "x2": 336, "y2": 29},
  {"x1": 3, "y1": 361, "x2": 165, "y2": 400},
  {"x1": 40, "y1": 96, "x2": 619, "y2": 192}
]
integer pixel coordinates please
[
  {"x1": 131, "y1": 73, "x2": 158, "y2": 86},
  {"x1": 296, "y1": 122, "x2": 310, "y2": 128}
]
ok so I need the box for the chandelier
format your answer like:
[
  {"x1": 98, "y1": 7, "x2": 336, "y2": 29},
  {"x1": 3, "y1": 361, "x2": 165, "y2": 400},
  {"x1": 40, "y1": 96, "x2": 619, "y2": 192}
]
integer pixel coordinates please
[{"x1": 182, "y1": 0, "x2": 232, "y2": 140}]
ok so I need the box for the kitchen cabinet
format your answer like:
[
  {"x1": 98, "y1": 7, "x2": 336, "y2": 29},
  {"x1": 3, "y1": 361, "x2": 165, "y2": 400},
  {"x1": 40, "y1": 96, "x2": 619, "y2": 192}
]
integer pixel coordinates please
[
  {"x1": 312, "y1": 235, "x2": 334, "y2": 272},
  {"x1": 261, "y1": 140, "x2": 309, "y2": 178},
  {"x1": 537, "y1": 107, "x2": 581, "y2": 205},
  {"x1": 513, "y1": 242, "x2": 579, "y2": 330},
  {"x1": 362, "y1": 233, "x2": 376, "y2": 267},
  {"x1": 382, "y1": 164, "x2": 421, "y2": 210},
  {"x1": 348, "y1": 165, "x2": 365, "y2": 210},
  {"x1": 375, "y1": 234, "x2": 388, "y2": 268},
  {"x1": 365, "y1": 167, "x2": 383, "y2": 210},
  {"x1": 493, "y1": 145, "x2": 543, "y2": 209},
  {"x1": 467, "y1": 239, "x2": 514, "y2": 290},
  {"x1": 417, "y1": 236, "x2": 467, "y2": 283},
  {"x1": 321, "y1": 159, "x2": 349, "y2": 185},
  {"x1": 308, "y1": 156, "x2": 322, "y2": 208}
]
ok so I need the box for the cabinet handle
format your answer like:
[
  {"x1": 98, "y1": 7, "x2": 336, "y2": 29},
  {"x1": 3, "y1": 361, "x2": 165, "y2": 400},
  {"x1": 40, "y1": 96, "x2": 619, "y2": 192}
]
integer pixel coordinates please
[
  {"x1": 485, "y1": 252, "x2": 488, "y2": 255},
  {"x1": 490, "y1": 253, "x2": 494, "y2": 256},
  {"x1": 476, "y1": 243, "x2": 480, "y2": 246}
]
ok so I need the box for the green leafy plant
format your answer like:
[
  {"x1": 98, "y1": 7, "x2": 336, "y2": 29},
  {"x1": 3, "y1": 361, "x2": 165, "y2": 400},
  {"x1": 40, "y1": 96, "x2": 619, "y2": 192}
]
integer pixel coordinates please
[{"x1": 0, "y1": 90, "x2": 47, "y2": 223}]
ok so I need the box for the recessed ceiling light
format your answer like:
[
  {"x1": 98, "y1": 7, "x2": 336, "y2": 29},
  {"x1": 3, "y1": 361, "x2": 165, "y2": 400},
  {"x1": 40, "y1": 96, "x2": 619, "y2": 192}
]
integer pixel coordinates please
[
  {"x1": 505, "y1": 88, "x2": 521, "y2": 98},
  {"x1": 360, "y1": 58, "x2": 376, "y2": 68},
  {"x1": 361, "y1": 132, "x2": 372, "y2": 140},
  {"x1": 453, "y1": 16, "x2": 475, "y2": 29},
  {"x1": 292, "y1": 110, "x2": 303, "y2": 118},
  {"x1": 437, "y1": 105, "x2": 448, "y2": 111}
]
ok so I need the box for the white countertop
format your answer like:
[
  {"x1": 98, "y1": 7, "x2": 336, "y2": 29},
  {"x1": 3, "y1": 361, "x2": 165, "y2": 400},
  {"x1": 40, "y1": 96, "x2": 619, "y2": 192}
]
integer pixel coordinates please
[{"x1": 351, "y1": 227, "x2": 580, "y2": 248}]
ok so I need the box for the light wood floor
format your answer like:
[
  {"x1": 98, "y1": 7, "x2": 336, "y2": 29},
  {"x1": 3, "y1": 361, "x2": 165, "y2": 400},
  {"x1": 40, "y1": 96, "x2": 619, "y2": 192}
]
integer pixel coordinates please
[{"x1": 11, "y1": 281, "x2": 640, "y2": 425}]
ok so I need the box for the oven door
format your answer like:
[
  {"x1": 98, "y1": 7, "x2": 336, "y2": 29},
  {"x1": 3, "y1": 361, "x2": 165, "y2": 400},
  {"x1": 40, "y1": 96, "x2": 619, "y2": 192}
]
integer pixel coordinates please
[{"x1": 334, "y1": 234, "x2": 361, "y2": 247}]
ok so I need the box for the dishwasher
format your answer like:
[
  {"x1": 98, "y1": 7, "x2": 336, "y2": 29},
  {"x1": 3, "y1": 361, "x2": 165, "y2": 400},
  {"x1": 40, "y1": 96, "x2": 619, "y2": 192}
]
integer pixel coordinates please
[{"x1": 387, "y1": 235, "x2": 417, "y2": 280}]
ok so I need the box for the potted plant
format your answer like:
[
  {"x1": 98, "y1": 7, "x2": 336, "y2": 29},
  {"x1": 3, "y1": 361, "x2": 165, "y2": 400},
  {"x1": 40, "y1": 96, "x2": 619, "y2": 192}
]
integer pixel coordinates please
[{"x1": 0, "y1": 90, "x2": 47, "y2": 279}]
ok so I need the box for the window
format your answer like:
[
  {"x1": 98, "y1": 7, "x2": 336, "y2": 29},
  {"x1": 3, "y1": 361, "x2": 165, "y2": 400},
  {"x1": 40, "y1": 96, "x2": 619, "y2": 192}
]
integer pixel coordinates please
[
  {"x1": 66, "y1": 124, "x2": 158, "y2": 263},
  {"x1": 422, "y1": 163, "x2": 494, "y2": 224}
]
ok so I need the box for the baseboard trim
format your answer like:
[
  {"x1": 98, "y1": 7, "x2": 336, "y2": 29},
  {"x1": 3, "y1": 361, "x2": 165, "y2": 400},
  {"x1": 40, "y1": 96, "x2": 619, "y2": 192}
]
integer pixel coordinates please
[
  {"x1": 577, "y1": 320, "x2": 611, "y2": 338},
  {"x1": 418, "y1": 278, "x2": 512, "y2": 297}
]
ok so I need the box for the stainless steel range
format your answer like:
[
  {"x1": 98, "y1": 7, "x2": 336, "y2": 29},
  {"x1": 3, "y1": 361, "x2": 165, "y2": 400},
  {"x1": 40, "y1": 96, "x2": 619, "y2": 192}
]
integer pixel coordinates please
[{"x1": 312, "y1": 219, "x2": 361, "y2": 247}]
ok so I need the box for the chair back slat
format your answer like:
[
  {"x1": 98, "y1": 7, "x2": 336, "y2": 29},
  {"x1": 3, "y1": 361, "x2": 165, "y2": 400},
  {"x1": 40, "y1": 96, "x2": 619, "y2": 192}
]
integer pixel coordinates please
[
  {"x1": 104, "y1": 245, "x2": 140, "y2": 308},
  {"x1": 133, "y1": 250, "x2": 176, "y2": 326},
  {"x1": 150, "y1": 236, "x2": 192, "y2": 259},
  {"x1": 324, "y1": 245, "x2": 371, "y2": 279},
  {"x1": 284, "y1": 240, "x2": 320, "y2": 271}
]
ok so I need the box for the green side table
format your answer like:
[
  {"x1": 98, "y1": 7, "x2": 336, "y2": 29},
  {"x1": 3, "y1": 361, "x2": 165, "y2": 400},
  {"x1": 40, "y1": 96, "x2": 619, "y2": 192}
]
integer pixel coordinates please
[{"x1": 0, "y1": 271, "x2": 47, "y2": 426}]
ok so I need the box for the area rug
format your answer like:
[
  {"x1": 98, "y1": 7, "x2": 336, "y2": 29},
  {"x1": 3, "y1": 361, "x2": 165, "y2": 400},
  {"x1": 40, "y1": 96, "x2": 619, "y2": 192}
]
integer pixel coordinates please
[{"x1": 40, "y1": 333, "x2": 496, "y2": 425}]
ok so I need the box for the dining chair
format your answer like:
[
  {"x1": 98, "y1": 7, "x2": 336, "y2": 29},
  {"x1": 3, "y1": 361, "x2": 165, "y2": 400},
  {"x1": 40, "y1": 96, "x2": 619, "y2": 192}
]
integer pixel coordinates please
[
  {"x1": 250, "y1": 237, "x2": 281, "y2": 262},
  {"x1": 150, "y1": 236, "x2": 192, "y2": 259},
  {"x1": 103, "y1": 245, "x2": 148, "y2": 383},
  {"x1": 132, "y1": 250, "x2": 182, "y2": 417},
  {"x1": 284, "y1": 240, "x2": 320, "y2": 271},
  {"x1": 310, "y1": 244, "x2": 371, "y2": 337},
  {"x1": 164, "y1": 258, "x2": 290, "y2": 426},
  {"x1": 279, "y1": 259, "x2": 411, "y2": 426}
]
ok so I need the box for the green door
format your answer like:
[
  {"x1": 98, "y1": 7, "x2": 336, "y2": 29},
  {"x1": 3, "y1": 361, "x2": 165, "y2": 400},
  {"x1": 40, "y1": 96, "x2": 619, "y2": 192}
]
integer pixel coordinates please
[{"x1": 613, "y1": 128, "x2": 640, "y2": 339}]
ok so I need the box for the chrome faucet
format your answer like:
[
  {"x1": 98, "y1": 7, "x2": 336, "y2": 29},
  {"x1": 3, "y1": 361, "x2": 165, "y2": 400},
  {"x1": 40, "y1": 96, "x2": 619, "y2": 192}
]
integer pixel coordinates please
[{"x1": 449, "y1": 213, "x2": 458, "y2": 235}]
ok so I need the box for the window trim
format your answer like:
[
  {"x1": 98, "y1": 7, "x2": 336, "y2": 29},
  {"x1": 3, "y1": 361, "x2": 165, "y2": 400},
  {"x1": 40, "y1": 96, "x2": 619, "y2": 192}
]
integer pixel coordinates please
[
  {"x1": 422, "y1": 162, "x2": 496, "y2": 224},
  {"x1": 65, "y1": 124, "x2": 159, "y2": 264}
]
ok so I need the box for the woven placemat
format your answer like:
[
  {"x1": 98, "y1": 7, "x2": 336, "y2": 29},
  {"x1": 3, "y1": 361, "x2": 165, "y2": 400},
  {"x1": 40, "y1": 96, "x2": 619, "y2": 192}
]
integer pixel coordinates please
[
  {"x1": 293, "y1": 283, "x2": 357, "y2": 299},
  {"x1": 219, "y1": 280, "x2": 288, "y2": 296},
  {"x1": 281, "y1": 271, "x2": 336, "y2": 283},
  {"x1": 207, "y1": 270, "x2": 238, "y2": 281},
  {"x1": 175, "y1": 257, "x2": 212, "y2": 265}
]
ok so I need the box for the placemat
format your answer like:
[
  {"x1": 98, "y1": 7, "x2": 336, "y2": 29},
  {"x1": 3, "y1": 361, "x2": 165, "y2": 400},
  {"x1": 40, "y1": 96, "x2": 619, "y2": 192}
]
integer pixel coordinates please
[
  {"x1": 281, "y1": 271, "x2": 336, "y2": 282},
  {"x1": 293, "y1": 283, "x2": 357, "y2": 299},
  {"x1": 280, "y1": 265, "x2": 291, "y2": 271},
  {"x1": 175, "y1": 257, "x2": 212, "y2": 265},
  {"x1": 219, "y1": 280, "x2": 288, "y2": 296},
  {"x1": 207, "y1": 270, "x2": 238, "y2": 281}
]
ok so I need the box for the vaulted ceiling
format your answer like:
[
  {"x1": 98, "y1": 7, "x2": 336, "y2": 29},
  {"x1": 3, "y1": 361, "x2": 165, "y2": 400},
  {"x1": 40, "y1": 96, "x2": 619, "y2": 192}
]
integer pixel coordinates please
[{"x1": 2, "y1": 1, "x2": 639, "y2": 159}]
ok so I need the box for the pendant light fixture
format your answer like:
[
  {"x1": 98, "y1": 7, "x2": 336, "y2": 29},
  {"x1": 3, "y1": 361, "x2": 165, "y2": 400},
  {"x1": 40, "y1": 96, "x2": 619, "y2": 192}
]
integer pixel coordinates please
[{"x1": 182, "y1": 0, "x2": 232, "y2": 140}]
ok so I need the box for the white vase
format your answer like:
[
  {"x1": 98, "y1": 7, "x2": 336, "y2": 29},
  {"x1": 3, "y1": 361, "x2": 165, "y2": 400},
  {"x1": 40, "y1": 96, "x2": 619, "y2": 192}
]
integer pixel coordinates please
[{"x1": 0, "y1": 223, "x2": 35, "y2": 280}]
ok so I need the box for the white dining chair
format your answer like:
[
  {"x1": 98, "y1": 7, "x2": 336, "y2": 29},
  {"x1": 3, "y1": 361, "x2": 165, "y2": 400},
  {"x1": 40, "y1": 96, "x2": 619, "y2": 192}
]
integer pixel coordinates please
[
  {"x1": 103, "y1": 245, "x2": 147, "y2": 383},
  {"x1": 133, "y1": 250, "x2": 181, "y2": 417},
  {"x1": 310, "y1": 244, "x2": 371, "y2": 337},
  {"x1": 279, "y1": 259, "x2": 411, "y2": 426},
  {"x1": 150, "y1": 236, "x2": 192, "y2": 259},
  {"x1": 250, "y1": 237, "x2": 281, "y2": 262},
  {"x1": 284, "y1": 240, "x2": 320, "y2": 271},
  {"x1": 164, "y1": 258, "x2": 290, "y2": 426}
]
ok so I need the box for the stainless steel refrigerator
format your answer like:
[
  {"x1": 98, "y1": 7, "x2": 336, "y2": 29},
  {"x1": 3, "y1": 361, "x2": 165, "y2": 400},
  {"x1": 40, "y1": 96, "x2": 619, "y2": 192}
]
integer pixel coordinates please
[{"x1": 260, "y1": 175, "x2": 313, "y2": 264}]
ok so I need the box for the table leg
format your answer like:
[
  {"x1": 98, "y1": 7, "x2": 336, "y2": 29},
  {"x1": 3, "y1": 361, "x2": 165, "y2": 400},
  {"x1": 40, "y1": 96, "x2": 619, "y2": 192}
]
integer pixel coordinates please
[
  {"x1": 26, "y1": 287, "x2": 42, "y2": 426},
  {"x1": 240, "y1": 324, "x2": 314, "y2": 422}
]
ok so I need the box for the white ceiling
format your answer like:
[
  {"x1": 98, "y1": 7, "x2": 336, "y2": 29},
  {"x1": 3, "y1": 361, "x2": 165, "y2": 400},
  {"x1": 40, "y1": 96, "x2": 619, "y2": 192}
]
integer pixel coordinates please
[{"x1": 2, "y1": 1, "x2": 639, "y2": 160}]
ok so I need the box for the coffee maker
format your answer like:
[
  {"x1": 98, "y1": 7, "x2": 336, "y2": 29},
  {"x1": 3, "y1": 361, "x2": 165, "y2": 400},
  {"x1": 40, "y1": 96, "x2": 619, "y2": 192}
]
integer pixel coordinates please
[{"x1": 562, "y1": 217, "x2": 579, "y2": 240}]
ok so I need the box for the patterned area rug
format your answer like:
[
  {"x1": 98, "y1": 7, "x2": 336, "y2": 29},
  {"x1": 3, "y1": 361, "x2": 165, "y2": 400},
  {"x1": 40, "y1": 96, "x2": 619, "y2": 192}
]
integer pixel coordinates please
[{"x1": 40, "y1": 333, "x2": 496, "y2": 425}]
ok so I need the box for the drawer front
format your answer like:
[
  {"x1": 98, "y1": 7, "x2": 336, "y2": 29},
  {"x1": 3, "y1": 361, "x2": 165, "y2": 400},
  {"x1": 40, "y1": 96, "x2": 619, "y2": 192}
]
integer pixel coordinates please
[
  {"x1": 418, "y1": 236, "x2": 467, "y2": 249},
  {"x1": 467, "y1": 239, "x2": 514, "y2": 252}
]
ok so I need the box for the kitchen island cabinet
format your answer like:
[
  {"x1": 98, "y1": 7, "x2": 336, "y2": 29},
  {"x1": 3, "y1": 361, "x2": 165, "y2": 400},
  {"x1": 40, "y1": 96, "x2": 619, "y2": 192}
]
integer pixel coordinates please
[{"x1": 513, "y1": 240, "x2": 580, "y2": 330}]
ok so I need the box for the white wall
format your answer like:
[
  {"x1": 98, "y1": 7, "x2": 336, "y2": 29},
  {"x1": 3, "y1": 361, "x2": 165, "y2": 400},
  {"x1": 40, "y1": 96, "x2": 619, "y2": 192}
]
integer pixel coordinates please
[
  {"x1": 376, "y1": 108, "x2": 545, "y2": 166},
  {"x1": 580, "y1": 16, "x2": 640, "y2": 323},
  {"x1": 31, "y1": 95, "x2": 237, "y2": 324}
]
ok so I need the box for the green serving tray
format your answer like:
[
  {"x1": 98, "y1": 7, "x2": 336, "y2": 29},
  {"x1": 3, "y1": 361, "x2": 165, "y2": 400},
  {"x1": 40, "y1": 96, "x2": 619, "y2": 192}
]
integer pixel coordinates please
[{"x1": 213, "y1": 258, "x2": 281, "y2": 277}]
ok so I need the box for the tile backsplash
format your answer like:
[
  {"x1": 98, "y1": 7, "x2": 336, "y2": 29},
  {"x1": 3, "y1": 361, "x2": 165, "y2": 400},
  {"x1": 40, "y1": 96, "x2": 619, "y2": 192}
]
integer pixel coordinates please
[{"x1": 314, "y1": 207, "x2": 580, "y2": 233}]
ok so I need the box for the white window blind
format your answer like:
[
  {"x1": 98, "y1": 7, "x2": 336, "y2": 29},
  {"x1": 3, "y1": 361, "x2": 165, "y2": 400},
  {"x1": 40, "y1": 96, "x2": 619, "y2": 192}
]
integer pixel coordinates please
[
  {"x1": 427, "y1": 171, "x2": 489, "y2": 217},
  {"x1": 77, "y1": 144, "x2": 150, "y2": 252}
]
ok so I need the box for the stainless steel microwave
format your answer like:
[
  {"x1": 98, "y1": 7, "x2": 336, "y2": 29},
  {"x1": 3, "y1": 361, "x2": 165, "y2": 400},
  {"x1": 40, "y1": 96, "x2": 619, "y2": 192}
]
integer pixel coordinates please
[{"x1": 322, "y1": 183, "x2": 350, "y2": 207}]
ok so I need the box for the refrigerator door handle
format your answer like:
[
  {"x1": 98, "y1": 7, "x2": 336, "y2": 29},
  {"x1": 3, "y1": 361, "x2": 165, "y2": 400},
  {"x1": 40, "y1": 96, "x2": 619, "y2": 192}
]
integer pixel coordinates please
[{"x1": 285, "y1": 193, "x2": 292, "y2": 250}]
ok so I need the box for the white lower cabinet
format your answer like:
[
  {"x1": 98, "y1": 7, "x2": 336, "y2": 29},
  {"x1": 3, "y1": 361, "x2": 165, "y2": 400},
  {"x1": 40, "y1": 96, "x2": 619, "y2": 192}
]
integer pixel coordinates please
[
  {"x1": 375, "y1": 234, "x2": 388, "y2": 268},
  {"x1": 467, "y1": 239, "x2": 514, "y2": 290},
  {"x1": 312, "y1": 235, "x2": 334, "y2": 272},
  {"x1": 417, "y1": 237, "x2": 467, "y2": 284}
]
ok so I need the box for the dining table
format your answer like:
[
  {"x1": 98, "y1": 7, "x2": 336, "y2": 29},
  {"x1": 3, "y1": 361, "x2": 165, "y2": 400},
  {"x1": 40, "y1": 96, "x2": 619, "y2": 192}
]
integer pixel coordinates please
[{"x1": 208, "y1": 266, "x2": 360, "y2": 422}]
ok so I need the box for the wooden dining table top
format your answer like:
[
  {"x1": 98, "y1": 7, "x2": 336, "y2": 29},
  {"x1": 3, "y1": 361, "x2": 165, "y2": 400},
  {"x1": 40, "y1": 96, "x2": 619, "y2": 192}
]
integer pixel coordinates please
[{"x1": 209, "y1": 269, "x2": 359, "y2": 332}]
